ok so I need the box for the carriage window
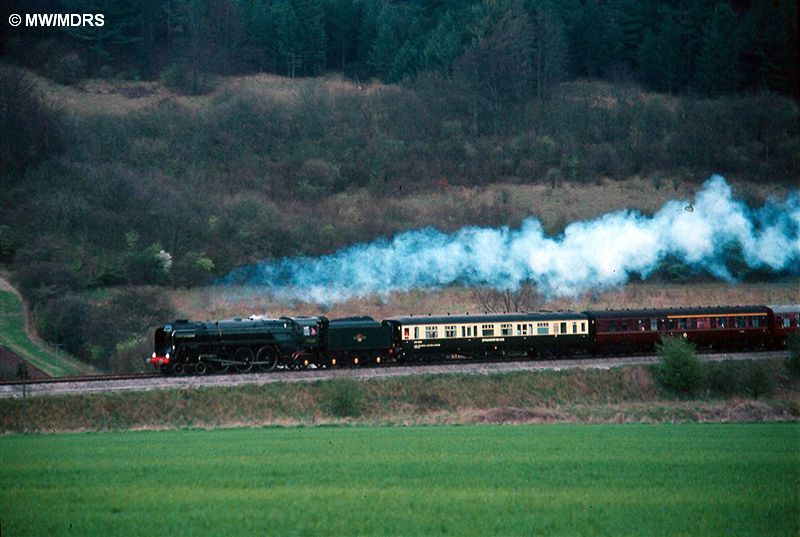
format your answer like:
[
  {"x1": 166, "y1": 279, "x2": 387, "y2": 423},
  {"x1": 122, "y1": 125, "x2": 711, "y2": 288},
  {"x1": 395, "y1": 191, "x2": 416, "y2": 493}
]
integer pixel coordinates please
[
  {"x1": 581, "y1": 322, "x2": 586, "y2": 332},
  {"x1": 651, "y1": 319, "x2": 658, "y2": 331},
  {"x1": 784, "y1": 317, "x2": 791, "y2": 328},
  {"x1": 403, "y1": 327, "x2": 409, "y2": 339},
  {"x1": 736, "y1": 317, "x2": 746, "y2": 328},
  {"x1": 414, "y1": 327, "x2": 419, "y2": 339},
  {"x1": 537, "y1": 322, "x2": 549, "y2": 335},
  {"x1": 560, "y1": 322, "x2": 567, "y2": 334},
  {"x1": 481, "y1": 324, "x2": 495, "y2": 336},
  {"x1": 717, "y1": 317, "x2": 725, "y2": 329},
  {"x1": 572, "y1": 322, "x2": 577, "y2": 334},
  {"x1": 517, "y1": 324, "x2": 528, "y2": 336},
  {"x1": 500, "y1": 323, "x2": 513, "y2": 336},
  {"x1": 621, "y1": 321, "x2": 628, "y2": 332},
  {"x1": 678, "y1": 319, "x2": 687, "y2": 330},
  {"x1": 668, "y1": 319, "x2": 675, "y2": 330},
  {"x1": 425, "y1": 326, "x2": 438, "y2": 339},
  {"x1": 690, "y1": 318, "x2": 697, "y2": 329},
  {"x1": 638, "y1": 319, "x2": 645, "y2": 331},
  {"x1": 752, "y1": 317, "x2": 759, "y2": 328},
  {"x1": 609, "y1": 320, "x2": 617, "y2": 332},
  {"x1": 445, "y1": 325, "x2": 456, "y2": 338}
]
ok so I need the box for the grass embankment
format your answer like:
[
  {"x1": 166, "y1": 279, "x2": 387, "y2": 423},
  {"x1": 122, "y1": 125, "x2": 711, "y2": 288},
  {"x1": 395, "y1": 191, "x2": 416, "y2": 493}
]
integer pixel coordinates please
[
  {"x1": 0, "y1": 290, "x2": 90, "y2": 377},
  {"x1": 2, "y1": 362, "x2": 797, "y2": 433},
  {"x1": 1, "y1": 424, "x2": 798, "y2": 536}
]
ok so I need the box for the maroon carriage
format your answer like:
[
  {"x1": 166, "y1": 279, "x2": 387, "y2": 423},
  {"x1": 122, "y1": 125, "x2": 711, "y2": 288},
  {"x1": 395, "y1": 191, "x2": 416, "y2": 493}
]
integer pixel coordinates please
[
  {"x1": 769, "y1": 305, "x2": 800, "y2": 348},
  {"x1": 586, "y1": 306, "x2": 773, "y2": 354}
]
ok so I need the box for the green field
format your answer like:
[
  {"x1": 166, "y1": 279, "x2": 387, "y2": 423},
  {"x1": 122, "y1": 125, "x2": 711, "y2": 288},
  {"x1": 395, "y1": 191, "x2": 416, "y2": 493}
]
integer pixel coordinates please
[
  {"x1": 1, "y1": 424, "x2": 797, "y2": 536},
  {"x1": 0, "y1": 290, "x2": 88, "y2": 377}
]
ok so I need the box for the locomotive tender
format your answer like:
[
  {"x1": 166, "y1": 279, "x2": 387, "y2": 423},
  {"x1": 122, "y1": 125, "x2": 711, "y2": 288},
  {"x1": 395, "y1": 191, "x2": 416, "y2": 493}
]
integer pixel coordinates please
[{"x1": 149, "y1": 305, "x2": 800, "y2": 374}]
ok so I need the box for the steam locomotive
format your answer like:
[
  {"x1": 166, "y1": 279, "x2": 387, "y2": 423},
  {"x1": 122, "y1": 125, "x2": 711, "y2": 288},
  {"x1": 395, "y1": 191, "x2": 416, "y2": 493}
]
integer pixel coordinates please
[{"x1": 149, "y1": 304, "x2": 800, "y2": 374}]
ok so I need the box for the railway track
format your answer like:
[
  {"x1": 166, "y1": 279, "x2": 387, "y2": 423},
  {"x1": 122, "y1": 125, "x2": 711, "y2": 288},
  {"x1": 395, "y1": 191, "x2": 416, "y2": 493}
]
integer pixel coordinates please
[
  {"x1": 0, "y1": 372, "x2": 162, "y2": 386},
  {"x1": 0, "y1": 350, "x2": 789, "y2": 399}
]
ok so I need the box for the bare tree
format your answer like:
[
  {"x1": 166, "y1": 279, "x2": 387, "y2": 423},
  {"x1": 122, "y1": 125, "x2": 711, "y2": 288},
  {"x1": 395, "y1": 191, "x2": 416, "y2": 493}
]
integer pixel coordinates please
[{"x1": 473, "y1": 284, "x2": 539, "y2": 313}]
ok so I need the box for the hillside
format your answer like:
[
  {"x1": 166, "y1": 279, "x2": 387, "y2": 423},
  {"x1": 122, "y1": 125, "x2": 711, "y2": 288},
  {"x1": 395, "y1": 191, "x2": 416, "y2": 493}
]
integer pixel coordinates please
[{"x1": 1, "y1": 64, "x2": 798, "y2": 371}]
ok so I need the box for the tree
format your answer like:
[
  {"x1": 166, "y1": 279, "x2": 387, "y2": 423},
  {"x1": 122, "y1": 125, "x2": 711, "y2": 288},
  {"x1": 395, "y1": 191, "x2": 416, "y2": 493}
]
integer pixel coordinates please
[
  {"x1": 655, "y1": 336, "x2": 706, "y2": 394},
  {"x1": 638, "y1": 8, "x2": 684, "y2": 94},
  {"x1": 529, "y1": 6, "x2": 567, "y2": 98},
  {"x1": 473, "y1": 284, "x2": 539, "y2": 313},
  {"x1": 693, "y1": 3, "x2": 740, "y2": 96},
  {"x1": 0, "y1": 67, "x2": 64, "y2": 189},
  {"x1": 271, "y1": 0, "x2": 302, "y2": 77},
  {"x1": 739, "y1": 0, "x2": 800, "y2": 98},
  {"x1": 293, "y1": 0, "x2": 327, "y2": 76},
  {"x1": 455, "y1": 1, "x2": 533, "y2": 127},
  {"x1": 325, "y1": 0, "x2": 360, "y2": 71},
  {"x1": 421, "y1": 14, "x2": 465, "y2": 75},
  {"x1": 369, "y1": 5, "x2": 403, "y2": 80}
]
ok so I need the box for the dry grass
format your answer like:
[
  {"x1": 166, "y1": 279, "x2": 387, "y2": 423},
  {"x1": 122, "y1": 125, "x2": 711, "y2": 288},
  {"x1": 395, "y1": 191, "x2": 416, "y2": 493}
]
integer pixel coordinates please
[
  {"x1": 171, "y1": 281, "x2": 800, "y2": 322},
  {"x1": 27, "y1": 69, "x2": 389, "y2": 115}
]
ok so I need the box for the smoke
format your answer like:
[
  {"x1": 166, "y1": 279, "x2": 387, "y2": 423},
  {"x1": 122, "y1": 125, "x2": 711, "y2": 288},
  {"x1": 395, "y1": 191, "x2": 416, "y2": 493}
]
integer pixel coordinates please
[{"x1": 223, "y1": 175, "x2": 799, "y2": 304}]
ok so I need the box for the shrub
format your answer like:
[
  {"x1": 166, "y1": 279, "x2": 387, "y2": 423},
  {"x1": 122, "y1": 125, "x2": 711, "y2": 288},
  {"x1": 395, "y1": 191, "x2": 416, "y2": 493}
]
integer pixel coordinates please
[
  {"x1": 785, "y1": 332, "x2": 800, "y2": 377},
  {"x1": 38, "y1": 294, "x2": 92, "y2": 356},
  {"x1": 45, "y1": 51, "x2": 86, "y2": 85},
  {"x1": 745, "y1": 362, "x2": 772, "y2": 398},
  {"x1": 655, "y1": 336, "x2": 706, "y2": 395},
  {"x1": 707, "y1": 362, "x2": 743, "y2": 395},
  {"x1": 160, "y1": 63, "x2": 213, "y2": 95},
  {"x1": 324, "y1": 379, "x2": 364, "y2": 418},
  {"x1": 109, "y1": 337, "x2": 151, "y2": 373},
  {"x1": 296, "y1": 159, "x2": 341, "y2": 197}
]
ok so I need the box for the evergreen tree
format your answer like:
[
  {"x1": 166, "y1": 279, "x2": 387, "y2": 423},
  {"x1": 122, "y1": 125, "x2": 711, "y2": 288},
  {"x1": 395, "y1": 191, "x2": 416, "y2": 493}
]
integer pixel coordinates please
[
  {"x1": 294, "y1": 0, "x2": 326, "y2": 76},
  {"x1": 368, "y1": 5, "x2": 402, "y2": 80},
  {"x1": 638, "y1": 8, "x2": 683, "y2": 94},
  {"x1": 739, "y1": 0, "x2": 799, "y2": 97},
  {"x1": 529, "y1": 6, "x2": 567, "y2": 98},
  {"x1": 271, "y1": 0, "x2": 302, "y2": 77},
  {"x1": 456, "y1": 1, "x2": 534, "y2": 128},
  {"x1": 324, "y1": 0, "x2": 360, "y2": 71},
  {"x1": 421, "y1": 13, "x2": 465, "y2": 75},
  {"x1": 61, "y1": 0, "x2": 142, "y2": 70},
  {"x1": 693, "y1": 3, "x2": 740, "y2": 96}
]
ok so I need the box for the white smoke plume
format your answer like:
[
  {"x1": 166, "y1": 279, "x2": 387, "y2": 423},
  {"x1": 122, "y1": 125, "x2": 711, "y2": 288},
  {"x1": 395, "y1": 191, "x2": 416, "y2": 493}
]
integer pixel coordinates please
[{"x1": 223, "y1": 175, "x2": 799, "y2": 304}]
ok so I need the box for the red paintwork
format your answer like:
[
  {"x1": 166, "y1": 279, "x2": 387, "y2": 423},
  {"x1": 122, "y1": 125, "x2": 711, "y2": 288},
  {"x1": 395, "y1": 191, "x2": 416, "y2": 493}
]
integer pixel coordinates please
[{"x1": 149, "y1": 356, "x2": 170, "y2": 366}]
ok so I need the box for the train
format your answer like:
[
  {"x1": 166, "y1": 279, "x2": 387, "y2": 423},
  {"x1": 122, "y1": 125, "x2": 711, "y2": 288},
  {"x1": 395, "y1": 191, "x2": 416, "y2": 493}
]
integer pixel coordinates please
[{"x1": 148, "y1": 304, "x2": 800, "y2": 374}]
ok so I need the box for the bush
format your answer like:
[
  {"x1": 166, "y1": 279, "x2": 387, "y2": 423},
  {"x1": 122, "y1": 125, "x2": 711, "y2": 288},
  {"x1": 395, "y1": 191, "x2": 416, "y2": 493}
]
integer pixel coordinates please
[
  {"x1": 109, "y1": 336, "x2": 151, "y2": 373},
  {"x1": 785, "y1": 332, "x2": 800, "y2": 377},
  {"x1": 707, "y1": 361, "x2": 774, "y2": 398},
  {"x1": 45, "y1": 52, "x2": 86, "y2": 85},
  {"x1": 655, "y1": 336, "x2": 706, "y2": 395},
  {"x1": 745, "y1": 362, "x2": 772, "y2": 398},
  {"x1": 38, "y1": 294, "x2": 92, "y2": 356},
  {"x1": 160, "y1": 63, "x2": 213, "y2": 95},
  {"x1": 707, "y1": 362, "x2": 743, "y2": 395},
  {"x1": 324, "y1": 379, "x2": 364, "y2": 418}
]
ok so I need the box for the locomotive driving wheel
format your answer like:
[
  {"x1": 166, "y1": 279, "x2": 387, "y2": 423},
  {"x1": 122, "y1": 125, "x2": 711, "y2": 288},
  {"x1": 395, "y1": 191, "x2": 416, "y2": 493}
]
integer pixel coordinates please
[
  {"x1": 234, "y1": 347, "x2": 255, "y2": 373},
  {"x1": 257, "y1": 346, "x2": 278, "y2": 372}
]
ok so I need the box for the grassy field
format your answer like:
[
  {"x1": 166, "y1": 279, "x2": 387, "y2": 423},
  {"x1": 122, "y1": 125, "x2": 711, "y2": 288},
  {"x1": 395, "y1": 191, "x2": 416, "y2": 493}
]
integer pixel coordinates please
[
  {"x1": 0, "y1": 424, "x2": 797, "y2": 536},
  {"x1": 0, "y1": 290, "x2": 91, "y2": 377}
]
